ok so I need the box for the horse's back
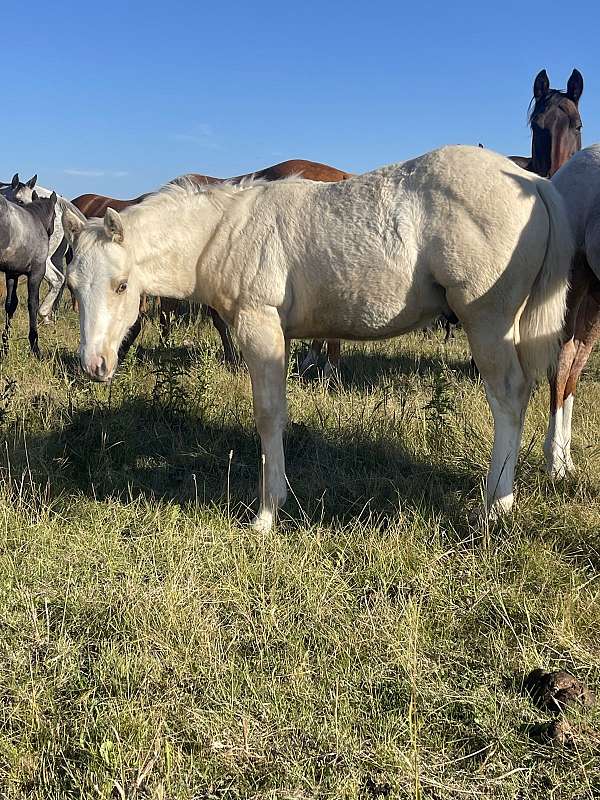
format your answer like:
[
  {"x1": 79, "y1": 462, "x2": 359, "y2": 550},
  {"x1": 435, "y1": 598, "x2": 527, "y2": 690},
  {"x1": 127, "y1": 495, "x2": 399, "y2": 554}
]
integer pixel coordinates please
[
  {"x1": 72, "y1": 193, "x2": 150, "y2": 218},
  {"x1": 552, "y1": 144, "x2": 600, "y2": 248}
]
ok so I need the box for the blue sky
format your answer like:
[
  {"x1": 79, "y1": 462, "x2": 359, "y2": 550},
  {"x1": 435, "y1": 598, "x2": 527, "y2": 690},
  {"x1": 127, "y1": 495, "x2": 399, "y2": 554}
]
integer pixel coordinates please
[{"x1": 2, "y1": 0, "x2": 598, "y2": 199}]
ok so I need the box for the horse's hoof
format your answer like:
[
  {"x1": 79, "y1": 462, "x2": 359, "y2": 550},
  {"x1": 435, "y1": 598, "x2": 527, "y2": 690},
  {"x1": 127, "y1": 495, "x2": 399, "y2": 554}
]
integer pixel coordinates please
[
  {"x1": 545, "y1": 458, "x2": 574, "y2": 481},
  {"x1": 251, "y1": 509, "x2": 274, "y2": 533},
  {"x1": 39, "y1": 316, "x2": 53, "y2": 326}
]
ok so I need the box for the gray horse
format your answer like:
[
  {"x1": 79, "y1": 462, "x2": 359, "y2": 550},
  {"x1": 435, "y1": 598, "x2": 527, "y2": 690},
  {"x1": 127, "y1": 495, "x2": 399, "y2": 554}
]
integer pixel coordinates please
[
  {"x1": 0, "y1": 191, "x2": 57, "y2": 356},
  {"x1": 0, "y1": 174, "x2": 85, "y2": 322}
]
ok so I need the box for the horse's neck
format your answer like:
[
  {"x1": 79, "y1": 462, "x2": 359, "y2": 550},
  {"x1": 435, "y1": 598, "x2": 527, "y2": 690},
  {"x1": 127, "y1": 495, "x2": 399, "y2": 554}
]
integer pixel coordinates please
[{"x1": 129, "y1": 193, "x2": 223, "y2": 300}]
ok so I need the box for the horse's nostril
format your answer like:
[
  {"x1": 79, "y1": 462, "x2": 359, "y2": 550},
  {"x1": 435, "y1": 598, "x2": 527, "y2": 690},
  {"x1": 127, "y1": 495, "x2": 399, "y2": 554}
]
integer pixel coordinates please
[{"x1": 95, "y1": 357, "x2": 107, "y2": 378}]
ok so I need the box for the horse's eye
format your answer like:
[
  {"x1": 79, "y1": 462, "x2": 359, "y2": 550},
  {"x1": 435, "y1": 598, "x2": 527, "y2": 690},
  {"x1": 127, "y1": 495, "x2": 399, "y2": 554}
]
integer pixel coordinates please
[{"x1": 116, "y1": 282, "x2": 128, "y2": 294}]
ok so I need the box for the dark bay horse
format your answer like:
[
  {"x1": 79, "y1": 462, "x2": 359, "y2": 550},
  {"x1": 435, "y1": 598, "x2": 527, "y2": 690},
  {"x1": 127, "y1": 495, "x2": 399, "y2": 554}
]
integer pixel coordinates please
[
  {"x1": 509, "y1": 69, "x2": 583, "y2": 177},
  {"x1": 71, "y1": 159, "x2": 351, "y2": 366},
  {"x1": 0, "y1": 192, "x2": 57, "y2": 356}
]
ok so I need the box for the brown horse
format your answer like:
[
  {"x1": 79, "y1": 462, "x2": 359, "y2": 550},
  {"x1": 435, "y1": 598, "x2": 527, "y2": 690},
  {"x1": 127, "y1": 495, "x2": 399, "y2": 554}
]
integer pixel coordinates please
[
  {"x1": 509, "y1": 68, "x2": 583, "y2": 177},
  {"x1": 507, "y1": 69, "x2": 594, "y2": 473},
  {"x1": 71, "y1": 159, "x2": 351, "y2": 366}
]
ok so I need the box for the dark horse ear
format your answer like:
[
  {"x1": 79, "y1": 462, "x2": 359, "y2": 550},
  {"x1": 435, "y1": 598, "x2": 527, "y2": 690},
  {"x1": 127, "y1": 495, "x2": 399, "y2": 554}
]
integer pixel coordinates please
[
  {"x1": 32, "y1": 190, "x2": 39, "y2": 202},
  {"x1": 533, "y1": 69, "x2": 550, "y2": 100},
  {"x1": 566, "y1": 69, "x2": 583, "y2": 103},
  {"x1": 26, "y1": 174, "x2": 38, "y2": 190},
  {"x1": 11, "y1": 173, "x2": 19, "y2": 189}
]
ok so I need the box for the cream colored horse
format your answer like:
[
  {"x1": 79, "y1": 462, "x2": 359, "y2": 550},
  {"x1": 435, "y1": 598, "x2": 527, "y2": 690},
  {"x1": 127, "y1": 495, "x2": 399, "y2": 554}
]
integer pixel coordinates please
[{"x1": 63, "y1": 146, "x2": 572, "y2": 531}]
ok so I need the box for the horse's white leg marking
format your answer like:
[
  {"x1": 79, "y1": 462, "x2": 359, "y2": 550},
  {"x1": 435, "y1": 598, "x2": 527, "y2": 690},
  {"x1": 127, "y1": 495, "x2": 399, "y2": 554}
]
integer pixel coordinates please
[
  {"x1": 235, "y1": 307, "x2": 288, "y2": 532},
  {"x1": 561, "y1": 394, "x2": 575, "y2": 473},
  {"x1": 39, "y1": 258, "x2": 65, "y2": 322},
  {"x1": 469, "y1": 327, "x2": 532, "y2": 516},
  {"x1": 544, "y1": 405, "x2": 568, "y2": 479}
]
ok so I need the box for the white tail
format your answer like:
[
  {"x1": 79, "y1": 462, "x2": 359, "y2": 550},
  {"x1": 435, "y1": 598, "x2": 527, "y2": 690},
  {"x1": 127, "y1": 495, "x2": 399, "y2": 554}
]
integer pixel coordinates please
[{"x1": 517, "y1": 179, "x2": 573, "y2": 381}]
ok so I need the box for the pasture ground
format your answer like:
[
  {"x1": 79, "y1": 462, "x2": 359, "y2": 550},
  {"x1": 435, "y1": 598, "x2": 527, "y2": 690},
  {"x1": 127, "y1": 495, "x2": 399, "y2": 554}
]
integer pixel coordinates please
[{"x1": 0, "y1": 298, "x2": 598, "y2": 799}]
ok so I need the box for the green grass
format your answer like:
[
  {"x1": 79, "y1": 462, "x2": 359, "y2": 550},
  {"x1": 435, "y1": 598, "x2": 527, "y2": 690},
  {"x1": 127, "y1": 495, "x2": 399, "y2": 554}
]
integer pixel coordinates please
[{"x1": 0, "y1": 299, "x2": 598, "y2": 799}]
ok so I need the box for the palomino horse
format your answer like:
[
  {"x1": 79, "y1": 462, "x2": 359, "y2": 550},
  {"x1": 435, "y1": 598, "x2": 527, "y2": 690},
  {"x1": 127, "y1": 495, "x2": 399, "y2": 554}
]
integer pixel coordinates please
[
  {"x1": 0, "y1": 175, "x2": 85, "y2": 321},
  {"x1": 63, "y1": 146, "x2": 572, "y2": 531},
  {"x1": 509, "y1": 69, "x2": 583, "y2": 176},
  {"x1": 543, "y1": 145, "x2": 600, "y2": 478},
  {"x1": 0, "y1": 191, "x2": 57, "y2": 356},
  {"x1": 71, "y1": 159, "x2": 351, "y2": 366}
]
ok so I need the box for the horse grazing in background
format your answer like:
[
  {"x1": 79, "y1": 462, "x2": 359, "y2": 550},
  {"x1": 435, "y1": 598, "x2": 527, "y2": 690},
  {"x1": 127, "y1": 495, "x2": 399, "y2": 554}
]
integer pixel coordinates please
[
  {"x1": 1, "y1": 174, "x2": 86, "y2": 322},
  {"x1": 63, "y1": 146, "x2": 572, "y2": 532},
  {"x1": 543, "y1": 145, "x2": 600, "y2": 478},
  {"x1": 72, "y1": 159, "x2": 351, "y2": 367},
  {"x1": 509, "y1": 68, "x2": 583, "y2": 177},
  {"x1": 0, "y1": 191, "x2": 57, "y2": 356}
]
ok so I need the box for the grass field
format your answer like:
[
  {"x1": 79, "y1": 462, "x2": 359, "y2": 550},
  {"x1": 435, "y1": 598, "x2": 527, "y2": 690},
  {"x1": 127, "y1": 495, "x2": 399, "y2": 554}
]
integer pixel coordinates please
[{"x1": 0, "y1": 299, "x2": 598, "y2": 799}]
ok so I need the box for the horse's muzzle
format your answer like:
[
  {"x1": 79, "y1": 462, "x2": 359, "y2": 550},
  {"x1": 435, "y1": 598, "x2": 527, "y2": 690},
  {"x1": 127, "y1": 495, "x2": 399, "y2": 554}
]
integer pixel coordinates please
[{"x1": 82, "y1": 353, "x2": 111, "y2": 382}]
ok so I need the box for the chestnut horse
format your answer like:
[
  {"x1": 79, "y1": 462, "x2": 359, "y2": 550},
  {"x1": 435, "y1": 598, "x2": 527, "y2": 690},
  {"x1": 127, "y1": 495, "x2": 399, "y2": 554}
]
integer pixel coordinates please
[{"x1": 71, "y1": 160, "x2": 351, "y2": 365}]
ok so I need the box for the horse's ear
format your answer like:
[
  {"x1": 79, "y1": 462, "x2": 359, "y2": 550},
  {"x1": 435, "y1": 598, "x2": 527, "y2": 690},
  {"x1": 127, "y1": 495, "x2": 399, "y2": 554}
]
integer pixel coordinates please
[
  {"x1": 49, "y1": 191, "x2": 57, "y2": 208},
  {"x1": 533, "y1": 69, "x2": 550, "y2": 100},
  {"x1": 62, "y1": 207, "x2": 85, "y2": 244},
  {"x1": 26, "y1": 174, "x2": 38, "y2": 190},
  {"x1": 566, "y1": 69, "x2": 583, "y2": 103},
  {"x1": 11, "y1": 173, "x2": 19, "y2": 189},
  {"x1": 104, "y1": 207, "x2": 124, "y2": 244},
  {"x1": 32, "y1": 190, "x2": 39, "y2": 202}
]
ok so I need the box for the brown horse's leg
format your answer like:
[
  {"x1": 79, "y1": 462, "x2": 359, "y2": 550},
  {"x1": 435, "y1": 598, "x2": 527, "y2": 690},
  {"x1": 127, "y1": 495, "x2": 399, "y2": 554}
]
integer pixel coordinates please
[
  {"x1": 208, "y1": 306, "x2": 239, "y2": 365},
  {"x1": 324, "y1": 339, "x2": 341, "y2": 376},
  {"x1": 544, "y1": 258, "x2": 594, "y2": 477},
  {"x1": 299, "y1": 339, "x2": 324, "y2": 375},
  {"x1": 557, "y1": 279, "x2": 600, "y2": 473},
  {"x1": 159, "y1": 297, "x2": 179, "y2": 340}
]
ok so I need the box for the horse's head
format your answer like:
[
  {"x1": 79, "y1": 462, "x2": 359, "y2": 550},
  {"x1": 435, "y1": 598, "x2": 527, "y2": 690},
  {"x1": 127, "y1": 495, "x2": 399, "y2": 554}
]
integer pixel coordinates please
[
  {"x1": 1, "y1": 173, "x2": 39, "y2": 205},
  {"x1": 529, "y1": 69, "x2": 583, "y2": 177},
  {"x1": 30, "y1": 192, "x2": 57, "y2": 235},
  {"x1": 63, "y1": 206, "x2": 142, "y2": 381}
]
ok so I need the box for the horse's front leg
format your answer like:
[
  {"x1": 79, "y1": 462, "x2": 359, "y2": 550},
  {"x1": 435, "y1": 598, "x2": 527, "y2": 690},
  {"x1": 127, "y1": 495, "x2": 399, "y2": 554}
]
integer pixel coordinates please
[
  {"x1": 235, "y1": 306, "x2": 288, "y2": 532},
  {"x1": 27, "y1": 268, "x2": 45, "y2": 358},
  {"x1": 38, "y1": 257, "x2": 65, "y2": 323},
  {"x1": 2, "y1": 273, "x2": 19, "y2": 355}
]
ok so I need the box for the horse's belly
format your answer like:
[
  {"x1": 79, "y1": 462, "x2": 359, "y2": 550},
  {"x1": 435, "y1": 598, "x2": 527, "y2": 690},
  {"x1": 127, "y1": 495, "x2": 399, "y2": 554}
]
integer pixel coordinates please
[{"x1": 285, "y1": 274, "x2": 446, "y2": 340}]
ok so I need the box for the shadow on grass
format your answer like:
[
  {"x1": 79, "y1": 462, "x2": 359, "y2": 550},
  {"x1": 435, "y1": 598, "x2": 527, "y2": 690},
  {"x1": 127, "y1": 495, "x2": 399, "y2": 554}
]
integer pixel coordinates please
[
  {"x1": 8, "y1": 394, "x2": 476, "y2": 532},
  {"x1": 330, "y1": 349, "x2": 477, "y2": 389}
]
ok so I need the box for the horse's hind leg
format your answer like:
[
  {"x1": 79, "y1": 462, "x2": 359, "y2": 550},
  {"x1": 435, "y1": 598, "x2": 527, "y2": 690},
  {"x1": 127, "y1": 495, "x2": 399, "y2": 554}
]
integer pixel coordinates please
[
  {"x1": 235, "y1": 306, "x2": 288, "y2": 532},
  {"x1": 547, "y1": 268, "x2": 600, "y2": 477},
  {"x1": 27, "y1": 268, "x2": 44, "y2": 358},
  {"x1": 468, "y1": 323, "x2": 532, "y2": 515},
  {"x1": 2, "y1": 273, "x2": 19, "y2": 355},
  {"x1": 544, "y1": 256, "x2": 595, "y2": 478}
]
